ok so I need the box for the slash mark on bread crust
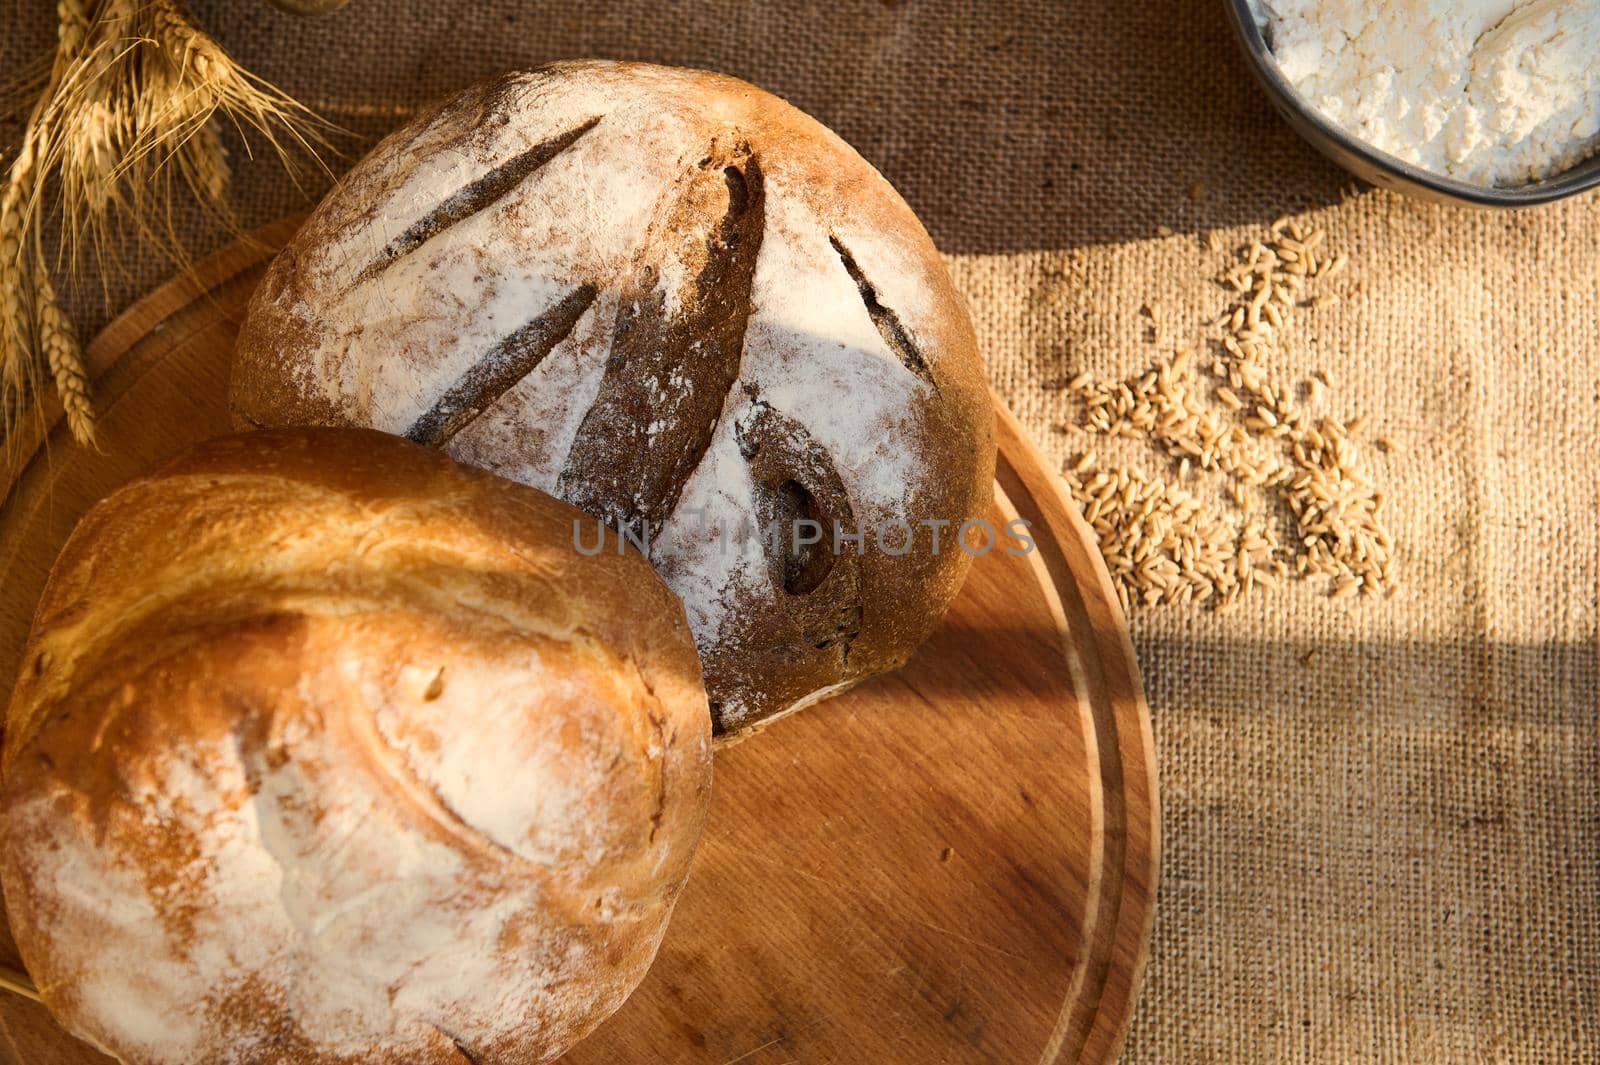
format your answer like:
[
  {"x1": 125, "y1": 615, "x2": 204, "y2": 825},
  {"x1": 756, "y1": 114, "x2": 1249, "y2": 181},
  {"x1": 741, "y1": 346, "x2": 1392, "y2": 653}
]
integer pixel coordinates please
[
  {"x1": 430, "y1": 1025, "x2": 480, "y2": 1064},
  {"x1": 735, "y1": 400, "x2": 863, "y2": 651},
  {"x1": 356, "y1": 116, "x2": 603, "y2": 283},
  {"x1": 829, "y1": 235, "x2": 937, "y2": 390},
  {"x1": 559, "y1": 155, "x2": 767, "y2": 539},
  {"x1": 407, "y1": 285, "x2": 598, "y2": 447}
]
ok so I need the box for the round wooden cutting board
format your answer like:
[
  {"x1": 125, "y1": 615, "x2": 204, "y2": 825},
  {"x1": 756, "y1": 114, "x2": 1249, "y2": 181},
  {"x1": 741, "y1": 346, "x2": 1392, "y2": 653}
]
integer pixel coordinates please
[{"x1": 0, "y1": 222, "x2": 1157, "y2": 1065}]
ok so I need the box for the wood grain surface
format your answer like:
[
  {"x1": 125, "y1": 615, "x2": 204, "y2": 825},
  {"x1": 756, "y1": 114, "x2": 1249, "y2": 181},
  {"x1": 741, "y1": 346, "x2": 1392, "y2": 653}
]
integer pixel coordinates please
[{"x1": 0, "y1": 224, "x2": 1157, "y2": 1065}]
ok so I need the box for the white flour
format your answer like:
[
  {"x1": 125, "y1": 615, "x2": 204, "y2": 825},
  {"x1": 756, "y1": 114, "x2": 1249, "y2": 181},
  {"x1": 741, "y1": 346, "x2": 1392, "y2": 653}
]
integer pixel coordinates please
[{"x1": 1249, "y1": 0, "x2": 1600, "y2": 186}]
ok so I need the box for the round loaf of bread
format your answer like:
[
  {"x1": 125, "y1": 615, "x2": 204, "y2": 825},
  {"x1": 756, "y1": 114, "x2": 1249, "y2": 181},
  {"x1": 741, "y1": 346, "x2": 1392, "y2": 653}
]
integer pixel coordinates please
[
  {"x1": 231, "y1": 61, "x2": 996, "y2": 736},
  {"x1": 0, "y1": 429, "x2": 711, "y2": 1064}
]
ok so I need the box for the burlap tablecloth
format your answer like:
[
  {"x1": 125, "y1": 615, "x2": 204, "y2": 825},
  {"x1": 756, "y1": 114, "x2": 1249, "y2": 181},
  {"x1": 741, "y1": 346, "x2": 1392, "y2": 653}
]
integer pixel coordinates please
[{"x1": 4, "y1": 1, "x2": 1597, "y2": 1061}]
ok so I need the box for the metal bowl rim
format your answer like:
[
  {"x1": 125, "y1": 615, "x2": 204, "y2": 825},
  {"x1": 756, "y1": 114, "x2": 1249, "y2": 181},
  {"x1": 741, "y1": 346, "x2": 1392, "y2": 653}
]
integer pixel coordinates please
[{"x1": 1222, "y1": 0, "x2": 1600, "y2": 208}]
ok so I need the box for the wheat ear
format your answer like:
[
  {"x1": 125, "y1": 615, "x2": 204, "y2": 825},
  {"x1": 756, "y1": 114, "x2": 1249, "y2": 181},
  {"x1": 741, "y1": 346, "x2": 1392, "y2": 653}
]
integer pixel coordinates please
[
  {"x1": 33, "y1": 270, "x2": 94, "y2": 447},
  {"x1": 1, "y1": 117, "x2": 45, "y2": 406},
  {"x1": 56, "y1": 0, "x2": 92, "y2": 59},
  {"x1": 187, "y1": 117, "x2": 231, "y2": 205}
]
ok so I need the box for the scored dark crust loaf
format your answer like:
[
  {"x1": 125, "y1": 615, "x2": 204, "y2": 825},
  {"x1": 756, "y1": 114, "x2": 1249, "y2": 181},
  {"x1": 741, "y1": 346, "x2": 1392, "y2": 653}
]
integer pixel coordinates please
[
  {"x1": 232, "y1": 60, "x2": 997, "y2": 736},
  {"x1": 0, "y1": 429, "x2": 711, "y2": 1064}
]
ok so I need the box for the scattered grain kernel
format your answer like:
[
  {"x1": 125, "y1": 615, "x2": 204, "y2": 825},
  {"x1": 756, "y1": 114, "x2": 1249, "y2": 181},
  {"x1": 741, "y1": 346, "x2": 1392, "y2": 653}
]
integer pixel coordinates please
[{"x1": 1058, "y1": 220, "x2": 1395, "y2": 610}]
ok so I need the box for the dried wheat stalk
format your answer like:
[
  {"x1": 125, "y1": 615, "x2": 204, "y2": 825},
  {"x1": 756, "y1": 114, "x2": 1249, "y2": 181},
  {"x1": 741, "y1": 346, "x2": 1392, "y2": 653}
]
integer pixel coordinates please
[{"x1": 2, "y1": 0, "x2": 328, "y2": 447}]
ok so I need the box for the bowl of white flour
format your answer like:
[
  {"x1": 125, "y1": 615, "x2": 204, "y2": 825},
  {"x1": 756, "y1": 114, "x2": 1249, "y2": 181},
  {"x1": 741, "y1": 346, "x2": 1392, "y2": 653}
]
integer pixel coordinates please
[{"x1": 1226, "y1": 0, "x2": 1600, "y2": 206}]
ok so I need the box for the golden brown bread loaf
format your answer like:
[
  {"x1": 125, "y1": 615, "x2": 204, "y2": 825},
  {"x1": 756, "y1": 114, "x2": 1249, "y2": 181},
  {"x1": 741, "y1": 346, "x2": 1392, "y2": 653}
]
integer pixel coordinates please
[
  {"x1": 0, "y1": 428, "x2": 711, "y2": 1064},
  {"x1": 231, "y1": 60, "x2": 996, "y2": 737}
]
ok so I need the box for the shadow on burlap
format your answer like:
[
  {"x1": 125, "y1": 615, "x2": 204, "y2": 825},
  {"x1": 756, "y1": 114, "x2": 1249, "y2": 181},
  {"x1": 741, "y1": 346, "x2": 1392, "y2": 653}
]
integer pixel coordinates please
[{"x1": 2, "y1": 1, "x2": 1595, "y2": 1061}]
